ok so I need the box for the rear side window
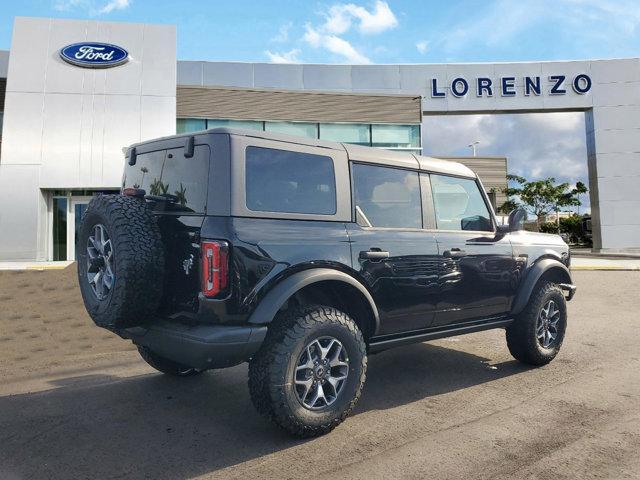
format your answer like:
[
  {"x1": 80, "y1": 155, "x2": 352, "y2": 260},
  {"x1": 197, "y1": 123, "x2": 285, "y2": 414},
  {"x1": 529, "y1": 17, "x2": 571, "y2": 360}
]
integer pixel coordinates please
[
  {"x1": 123, "y1": 146, "x2": 209, "y2": 213},
  {"x1": 245, "y1": 146, "x2": 337, "y2": 215},
  {"x1": 352, "y1": 163, "x2": 422, "y2": 229},
  {"x1": 430, "y1": 174, "x2": 492, "y2": 231}
]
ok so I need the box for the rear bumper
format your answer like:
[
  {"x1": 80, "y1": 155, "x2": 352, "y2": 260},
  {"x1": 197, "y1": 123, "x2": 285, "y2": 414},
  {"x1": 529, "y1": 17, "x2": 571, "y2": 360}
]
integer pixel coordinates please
[
  {"x1": 120, "y1": 321, "x2": 267, "y2": 370},
  {"x1": 559, "y1": 283, "x2": 577, "y2": 301}
]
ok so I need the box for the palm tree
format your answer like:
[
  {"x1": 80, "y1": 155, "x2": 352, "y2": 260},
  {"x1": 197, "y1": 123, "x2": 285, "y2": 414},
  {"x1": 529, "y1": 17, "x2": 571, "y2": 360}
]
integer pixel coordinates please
[
  {"x1": 174, "y1": 182, "x2": 188, "y2": 207},
  {"x1": 140, "y1": 166, "x2": 149, "y2": 186}
]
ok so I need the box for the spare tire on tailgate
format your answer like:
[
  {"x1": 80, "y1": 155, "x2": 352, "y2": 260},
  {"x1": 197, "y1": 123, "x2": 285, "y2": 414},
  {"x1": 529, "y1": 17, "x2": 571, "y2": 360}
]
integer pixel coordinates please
[{"x1": 77, "y1": 194, "x2": 165, "y2": 329}]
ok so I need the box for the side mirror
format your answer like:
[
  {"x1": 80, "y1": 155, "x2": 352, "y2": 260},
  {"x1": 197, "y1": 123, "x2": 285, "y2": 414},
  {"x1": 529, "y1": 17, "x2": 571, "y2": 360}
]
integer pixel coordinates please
[{"x1": 507, "y1": 207, "x2": 527, "y2": 232}]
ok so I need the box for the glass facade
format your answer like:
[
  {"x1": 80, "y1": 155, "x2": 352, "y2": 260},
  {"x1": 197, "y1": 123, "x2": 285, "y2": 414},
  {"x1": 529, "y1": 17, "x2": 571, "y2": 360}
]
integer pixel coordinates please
[
  {"x1": 176, "y1": 118, "x2": 421, "y2": 152},
  {"x1": 52, "y1": 197, "x2": 67, "y2": 261},
  {"x1": 371, "y1": 124, "x2": 420, "y2": 149},
  {"x1": 265, "y1": 121, "x2": 317, "y2": 138},
  {"x1": 176, "y1": 118, "x2": 206, "y2": 134},
  {"x1": 206, "y1": 119, "x2": 263, "y2": 131},
  {"x1": 319, "y1": 123, "x2": 370, "y2": 145}
]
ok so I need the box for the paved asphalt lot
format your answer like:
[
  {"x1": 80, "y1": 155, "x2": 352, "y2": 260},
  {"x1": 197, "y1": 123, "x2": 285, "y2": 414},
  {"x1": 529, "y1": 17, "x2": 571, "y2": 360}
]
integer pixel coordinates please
[{"x1": 1, "y1": 268, "x2": 639, "y2": 479}]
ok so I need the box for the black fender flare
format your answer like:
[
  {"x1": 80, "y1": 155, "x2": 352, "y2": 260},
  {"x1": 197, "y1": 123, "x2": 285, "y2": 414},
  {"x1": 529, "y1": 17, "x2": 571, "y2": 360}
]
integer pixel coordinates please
[
  {"x1": 247, "y1": 268, "x2": 380, "y2": 335},
  {"x1": 511, "y1": 258, "x2": 572, "y2": 315}
]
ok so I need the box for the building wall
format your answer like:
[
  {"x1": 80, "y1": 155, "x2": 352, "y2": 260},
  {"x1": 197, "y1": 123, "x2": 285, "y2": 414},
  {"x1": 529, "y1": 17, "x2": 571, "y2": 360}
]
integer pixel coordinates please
[
  {"x1": 177, "y1": 60, "x2": 640, "y2": 252},
  {"x1": 176, "y1": 86, "x2": 421, "y2": 124},
  {"x1": 0, "y1": 17, "x2": 176, "y2": 260},
  {"x1": 0, "y1": 20, "x2": 637, "y2": 259},
  {"x1": 0, "y1": 50, "x2": 8, "y2": 76}
]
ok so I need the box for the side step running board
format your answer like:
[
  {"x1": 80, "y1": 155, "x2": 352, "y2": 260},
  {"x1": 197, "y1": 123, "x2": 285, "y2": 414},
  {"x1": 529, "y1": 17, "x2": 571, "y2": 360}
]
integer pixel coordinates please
[{"x1": 369, "y1": 318, "x2": 514, "y2": 353}]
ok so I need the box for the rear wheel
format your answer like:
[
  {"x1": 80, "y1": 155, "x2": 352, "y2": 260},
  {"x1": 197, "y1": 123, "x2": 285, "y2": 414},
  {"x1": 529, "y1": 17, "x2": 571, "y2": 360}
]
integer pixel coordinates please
[
  {"x1": 137, "y1": 346, "x2": 202, "y2": 377},
  {"x1": 506, "y1": 282, "x2": 567, "y2": 366},
  {"x1": 248, "y1": 305, "x2": 367, "y2": 437}
]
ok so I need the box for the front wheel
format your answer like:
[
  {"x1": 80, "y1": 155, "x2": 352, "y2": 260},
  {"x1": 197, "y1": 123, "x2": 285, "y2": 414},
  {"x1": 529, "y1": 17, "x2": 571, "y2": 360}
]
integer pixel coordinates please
[
  {"x1": 506, "y1": 282, "x2": 567, "y2": 366},
  {"x1": 248, "y1": 305, "x2": 367, "y2": 437}
]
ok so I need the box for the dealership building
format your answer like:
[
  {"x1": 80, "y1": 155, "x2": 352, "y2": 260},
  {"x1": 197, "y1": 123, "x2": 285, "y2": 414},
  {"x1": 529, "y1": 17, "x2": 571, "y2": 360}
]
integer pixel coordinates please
[{"x1": 0, "y1": 17, "x2": 638, "y2": 261}]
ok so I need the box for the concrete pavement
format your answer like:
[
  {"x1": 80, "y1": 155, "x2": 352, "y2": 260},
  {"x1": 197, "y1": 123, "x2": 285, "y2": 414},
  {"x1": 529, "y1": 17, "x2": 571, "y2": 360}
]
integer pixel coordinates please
[{"x1": 0, "y1": 268, "x2": 639, "y2": 479}]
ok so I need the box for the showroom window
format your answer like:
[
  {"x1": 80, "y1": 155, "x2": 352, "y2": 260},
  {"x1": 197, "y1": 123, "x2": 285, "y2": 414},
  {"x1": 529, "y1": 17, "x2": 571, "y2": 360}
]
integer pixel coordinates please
[
  {"x1": 245, "y1": 146, "x2": 336, "y2": 215},
  {"x1": 176, "y1": 118, "x2": 421, "y2": 152},
  {"x1": 318, "y1": 123, "x2": 370, "y2": 145},
  {"x1": 206, "y1": 119, "x2": 263, "y2": 130},
  {"x1": 352, "y1": 163, "x2": 422, "y2": 229},
  {"x1": 176, "y1": 118, "x2": 206, "y2": 134},
  {"x1": 371, "y1": 124, "x2": 420, "y2": 152},
  {"x1": 52, "y1": 196, "x2": 67, "y2": 261},
  {"x1": 265, "y1": 121, "x2": 318, "y2": 138}
]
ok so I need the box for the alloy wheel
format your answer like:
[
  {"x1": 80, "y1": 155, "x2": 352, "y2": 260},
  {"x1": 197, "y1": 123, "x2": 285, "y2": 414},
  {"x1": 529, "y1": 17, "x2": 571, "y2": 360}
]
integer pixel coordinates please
[
  {"x1": 86, "y1": 224, "x2": 115, "y2": 301},
  {"x1": 536, "y1": 300, "x2": 561, "y2": 348},
  {"x1": 294, "y1": 337, "x2": 349, "y2": 410}
]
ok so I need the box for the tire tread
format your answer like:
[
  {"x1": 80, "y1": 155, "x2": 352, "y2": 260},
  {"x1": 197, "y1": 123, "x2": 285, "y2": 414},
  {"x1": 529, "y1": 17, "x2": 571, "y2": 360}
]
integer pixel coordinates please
[{"x1": 248, "y1": 305, "x2": 367, "y2": 438}]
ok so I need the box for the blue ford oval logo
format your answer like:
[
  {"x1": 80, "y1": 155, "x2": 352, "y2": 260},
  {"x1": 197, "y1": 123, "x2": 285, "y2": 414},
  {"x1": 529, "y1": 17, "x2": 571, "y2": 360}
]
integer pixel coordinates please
[{"x1": 60, "y1": 42, "x2": 129, "y2": 68}]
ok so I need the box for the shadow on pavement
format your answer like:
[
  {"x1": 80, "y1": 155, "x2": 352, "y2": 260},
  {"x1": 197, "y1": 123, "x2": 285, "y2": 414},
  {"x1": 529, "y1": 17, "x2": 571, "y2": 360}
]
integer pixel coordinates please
[{"x1": 0, "y1": 342, "x2": 527, "y2": 479}]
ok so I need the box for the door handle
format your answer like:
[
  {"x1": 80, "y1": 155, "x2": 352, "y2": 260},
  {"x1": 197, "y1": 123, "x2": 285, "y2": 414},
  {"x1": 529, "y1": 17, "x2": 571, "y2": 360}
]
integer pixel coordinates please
[
  {"x1": 359, "y1": 249, "x2": 390, "y2": 261},
  {"x1": 443, "y1": 248, "x2": 466, "y2": 259}
]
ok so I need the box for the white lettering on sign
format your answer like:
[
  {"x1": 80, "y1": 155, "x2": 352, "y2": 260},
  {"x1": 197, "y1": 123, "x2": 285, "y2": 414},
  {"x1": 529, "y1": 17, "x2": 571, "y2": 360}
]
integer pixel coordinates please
[{"x1": 74, "y1": 46, "x2": 116, "y2": 61}]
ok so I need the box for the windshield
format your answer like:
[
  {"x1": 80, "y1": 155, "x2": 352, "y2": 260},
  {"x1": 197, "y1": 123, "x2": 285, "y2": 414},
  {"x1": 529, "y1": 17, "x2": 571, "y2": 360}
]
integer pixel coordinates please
[{"x1": 122, "y1": 146, "x2": 209, "y2": 213}]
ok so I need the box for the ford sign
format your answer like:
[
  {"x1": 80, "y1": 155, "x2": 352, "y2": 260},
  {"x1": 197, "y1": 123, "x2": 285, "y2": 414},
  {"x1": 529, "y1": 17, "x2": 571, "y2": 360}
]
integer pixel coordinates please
[{"x1": 59, "y1": 42, "x2": 129, "y2": 68}]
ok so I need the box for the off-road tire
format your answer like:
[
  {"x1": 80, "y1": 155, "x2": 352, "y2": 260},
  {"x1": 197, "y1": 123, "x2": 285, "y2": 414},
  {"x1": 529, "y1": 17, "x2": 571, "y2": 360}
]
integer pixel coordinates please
[
  {"x1": 506, "y1": 281, "x2": 567, "y2": 366},
  {"x1": 248, "y1": 305, "x2": 367, "y2": 437},
  {"x1": 77, "y1": 194, "x2": 165, "y2": 329},
  {"x1": 137, "y1": 346, "x2": 202, "y2": 377}
]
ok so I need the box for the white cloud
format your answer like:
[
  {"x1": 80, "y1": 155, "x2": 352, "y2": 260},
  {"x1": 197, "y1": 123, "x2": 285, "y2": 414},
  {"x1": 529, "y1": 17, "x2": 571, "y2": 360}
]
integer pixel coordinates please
[
  {"x1": 271, "y1": 22, "x2": 292, "y2": 43},
  {"x1": 422, "y1": 112, "x2": 590, "y2": 211},
  {"x1": 98, "y1": 0, "x2": 130, "y2": 14},
  {"x1": 265, "y1": 48, "x2": 301, "y2": 63},
  {"x1": 416, "y1": 40, "x2": 428, "y2": 54},
  {"x1": 54, "y1": 0, "x2": 131, "y2": 15},
  {"x1": 303, "y1": 24, "x2": 371, "y2": 64},
  {"x1": 323, "y1": 1, "x2": 398, "y2": 35},
  {"x1": 298, "y1": 1, "x2": 397, "y2": 63}
]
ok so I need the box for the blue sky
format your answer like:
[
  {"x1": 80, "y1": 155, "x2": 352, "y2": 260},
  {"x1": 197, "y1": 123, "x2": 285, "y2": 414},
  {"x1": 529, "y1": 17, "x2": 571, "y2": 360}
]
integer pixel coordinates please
[
  {"x1": 0, "y1": 0, "x2": 638, "y2": 63},
  {"x1": 1, "y1": 0, "x2": 638, "y2": 213}
]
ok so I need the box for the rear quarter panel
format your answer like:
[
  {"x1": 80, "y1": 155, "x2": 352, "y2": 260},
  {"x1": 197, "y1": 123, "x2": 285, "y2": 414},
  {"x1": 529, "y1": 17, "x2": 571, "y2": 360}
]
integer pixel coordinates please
[{"x1": 200, "y1": 216, "x2": 354, "y2": 323}]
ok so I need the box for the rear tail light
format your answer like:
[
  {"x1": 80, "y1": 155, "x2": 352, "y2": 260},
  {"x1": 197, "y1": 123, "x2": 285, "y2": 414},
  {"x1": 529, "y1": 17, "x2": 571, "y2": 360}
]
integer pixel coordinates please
[{"x1": 201, "y1": 240, "x2": 230, "y2": 298}]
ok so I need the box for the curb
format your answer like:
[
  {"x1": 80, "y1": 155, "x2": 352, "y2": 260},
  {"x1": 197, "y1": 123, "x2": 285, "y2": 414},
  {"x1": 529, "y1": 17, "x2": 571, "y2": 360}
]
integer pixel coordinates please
[
  {"x1": 571, "y1": 266, "x2": 640, "y2": 271},
  {"x1": 25, "y1": 265, "x2": 71, "y2": 271}
]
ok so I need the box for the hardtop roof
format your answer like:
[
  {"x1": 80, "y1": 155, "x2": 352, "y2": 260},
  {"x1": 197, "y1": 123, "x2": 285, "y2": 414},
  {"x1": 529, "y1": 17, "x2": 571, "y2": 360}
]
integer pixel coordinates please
[{"x1": 129, "y1": 127, "x2": 476, "y2": 178}]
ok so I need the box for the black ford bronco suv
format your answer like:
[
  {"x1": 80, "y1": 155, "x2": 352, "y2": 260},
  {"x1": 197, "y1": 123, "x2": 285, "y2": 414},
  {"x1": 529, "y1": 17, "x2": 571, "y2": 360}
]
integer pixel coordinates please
[{"x1": 77, "y1": 128, "x2": 576, "y2": 437}]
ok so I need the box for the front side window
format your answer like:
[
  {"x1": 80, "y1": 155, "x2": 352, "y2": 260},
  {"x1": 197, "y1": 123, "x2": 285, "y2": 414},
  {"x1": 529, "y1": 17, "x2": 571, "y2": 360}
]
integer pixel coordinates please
[
  {"x1": 430, "y1": 174, "x2": 492, "y2": 231},
  {"x1": 245, "y1": 147, "x2": 336, "y2": 215},
  {"x1": 352, "y1": 163, "x2": 422, "y2": 229}
]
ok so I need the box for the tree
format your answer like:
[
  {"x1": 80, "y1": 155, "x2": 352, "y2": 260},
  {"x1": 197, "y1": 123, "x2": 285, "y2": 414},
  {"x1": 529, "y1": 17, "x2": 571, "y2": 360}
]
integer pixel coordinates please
[
  {"x1": 539, "y1": 214, "x2": 590, "y2": 245},
  {"x1": 500, "y1": 174, "x2": 588, "y2": 227}
]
